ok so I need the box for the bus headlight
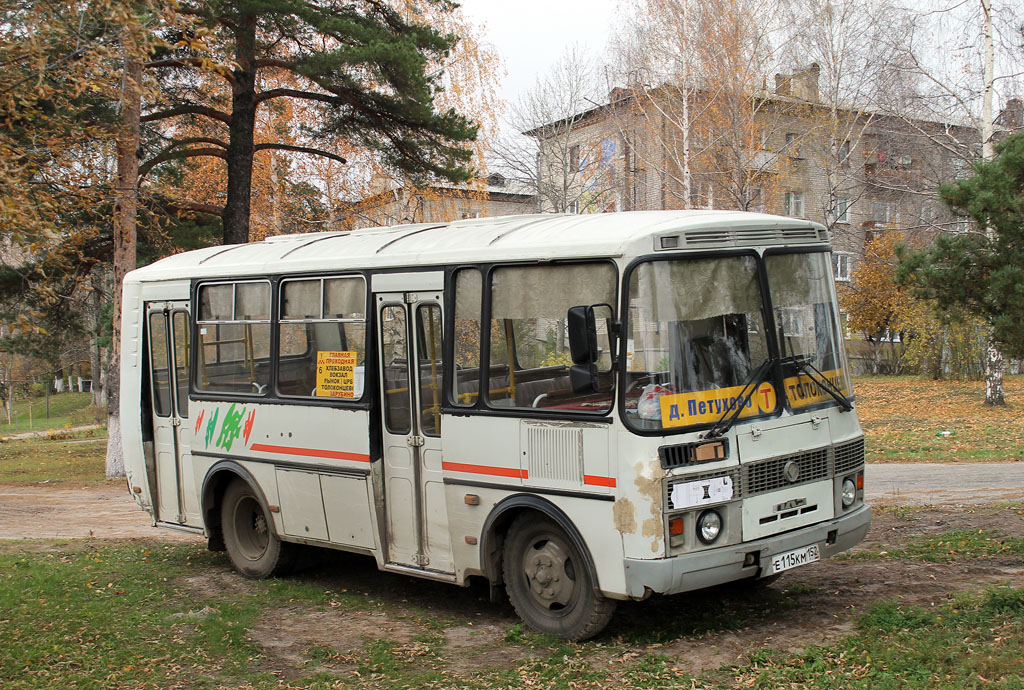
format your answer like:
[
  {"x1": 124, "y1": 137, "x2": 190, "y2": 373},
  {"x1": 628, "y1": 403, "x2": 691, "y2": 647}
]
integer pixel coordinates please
[
  {"x1": 697, "y1": 509, "x2": 722, "y2": 544},
  {"x1": 841, "y1": 478, "x2": 857, "y2": 508}
]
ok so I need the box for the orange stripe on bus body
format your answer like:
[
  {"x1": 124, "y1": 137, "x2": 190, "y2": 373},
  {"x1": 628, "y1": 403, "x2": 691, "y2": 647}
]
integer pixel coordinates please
[
  {"x1": 583, "y1": 475, "x2": 617, "y2": 488},
  {"x1": 248, "y1": 443, "x2": 371, "y2": 463},
  {"x1": 441, "y1": 461, "x2": 528, "y2": 479}
]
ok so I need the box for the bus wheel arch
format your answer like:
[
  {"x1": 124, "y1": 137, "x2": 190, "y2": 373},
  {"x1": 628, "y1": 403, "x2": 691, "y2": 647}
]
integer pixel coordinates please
[
  {"x1": 201, "y1": 463, "x2": 295, "y2": 578},
  {"x1": 482, "y1": 497, "x2": 615, "y2": 640}
]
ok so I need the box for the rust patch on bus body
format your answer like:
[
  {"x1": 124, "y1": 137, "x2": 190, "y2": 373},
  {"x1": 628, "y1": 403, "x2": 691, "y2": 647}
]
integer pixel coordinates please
[
  {"x1": 612, "y1": 497, "x2": 637, "y2": 534},
  {"x1": 634, "y1": 460, "x2": 666, "y2": 554}
]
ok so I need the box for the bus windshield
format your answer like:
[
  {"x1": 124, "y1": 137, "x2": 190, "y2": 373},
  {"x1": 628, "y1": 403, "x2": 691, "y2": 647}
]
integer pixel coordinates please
[
  {"x1": 764, "y1": 251, "x2": 852, "y2": 411},
  {"x1": 624, "y1": 251, "x2": 851, "y2": 433},
  {"x1": 624, "y1": 255, "x2": 775, "y2": 432}
]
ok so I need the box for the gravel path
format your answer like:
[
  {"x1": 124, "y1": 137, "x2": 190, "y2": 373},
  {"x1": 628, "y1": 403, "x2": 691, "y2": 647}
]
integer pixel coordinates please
[{"x1": 866, "y1": 462, "x2": 1024, "y2": 505}]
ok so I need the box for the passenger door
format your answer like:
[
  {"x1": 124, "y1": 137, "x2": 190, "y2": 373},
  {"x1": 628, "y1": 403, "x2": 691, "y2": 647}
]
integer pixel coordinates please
[
  {"x1": 376, "y1": 290, "x2": 453, "y2": 573},
  {"x1": 146, "y1": 302, "x2": 199, "y2": 526}
]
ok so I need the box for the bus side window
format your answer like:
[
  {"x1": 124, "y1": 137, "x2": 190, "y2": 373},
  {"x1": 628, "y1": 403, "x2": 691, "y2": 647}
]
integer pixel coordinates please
[
  {"x1": 486, "y1": 263, "x2": 617, "y2": 413},
  {"x1": 195, "y1": 281, "x2": 271, "y2": 395},
  {"x1": 277, "y1": 276, "x2": 366, "y2": 400},
  {"x1": 451, "y1": 268, "x2": 482, "y2": 407}
]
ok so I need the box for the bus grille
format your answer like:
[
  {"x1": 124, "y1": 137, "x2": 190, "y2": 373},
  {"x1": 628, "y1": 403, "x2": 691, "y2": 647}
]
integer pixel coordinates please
[
  {"x1": 743, "y1": 448, "x2": 829, "y2": 496},
  {"x1": 834, "y1": 437, "x2": 866, "y2": 476}
]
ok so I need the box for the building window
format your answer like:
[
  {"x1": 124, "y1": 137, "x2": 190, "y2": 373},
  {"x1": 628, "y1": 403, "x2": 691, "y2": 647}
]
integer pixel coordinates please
[
  {"x1": 748, "y1": 187, "x2": 764, "y2": 212},
  {"x1": 838, "y1": 140, "x2": 851, "y2": 166},
  {"x1": 878, "y1": 328, "x2": 901, "y2": 343},
  {"x1": 870, "y1": 200, "x2": 897, "y2": 224},
  {"x1": 832, "y1": 253, "x2": 851, "y2": 282},
  {"x1": 834, "y1": 197, "x2": 850, "y2": 223},
  {"x1": 569, "y1": 144, "x2": 580, "y2": 172},
  {"x1": 785, "y1": 132, "x2": 801, "y2": 158},
  {"x1": 784, "y1": 191, "x2": 804, "y2": 218}
]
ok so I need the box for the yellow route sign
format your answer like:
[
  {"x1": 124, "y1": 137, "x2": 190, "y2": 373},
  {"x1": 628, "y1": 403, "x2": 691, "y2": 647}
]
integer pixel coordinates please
[
  {"x1": 783, "y1": 368, "x2": 848, "y2": 409},
  {"x1": 659, "y1": 381, "x2": 777, "y2": 428},
  {"x1": 316, "y1": 351, "x2": 357, "y2": 398}
]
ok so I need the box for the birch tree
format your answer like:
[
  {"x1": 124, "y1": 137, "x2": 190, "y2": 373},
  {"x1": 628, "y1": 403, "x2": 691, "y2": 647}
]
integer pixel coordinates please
[
  {"x1": 606, "y1": 0, "x2": 794, "y2": 212},
  {"x1": 887, "y1": 0, "x2": 1024, "y2": 405},
  {"x1": 490, "y1": 46, "x2": 619, "y2": 213}
]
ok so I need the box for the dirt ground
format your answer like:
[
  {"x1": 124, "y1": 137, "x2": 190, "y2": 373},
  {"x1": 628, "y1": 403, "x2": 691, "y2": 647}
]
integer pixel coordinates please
[
  {"x1": 3, "y1": 480, "x2": 1024, "y2": 677},
  {"x1": 0, "y1": 482, "x2": 200, "y2": 541}
]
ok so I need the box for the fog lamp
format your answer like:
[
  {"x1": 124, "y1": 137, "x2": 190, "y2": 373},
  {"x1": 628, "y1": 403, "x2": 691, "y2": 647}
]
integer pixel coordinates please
[
  {"x1": 697, "y1": 509, "x2": 723, "y2": 544},
  {"x1": 842, "y1": 478, "x2": 857, "y2": 508}
]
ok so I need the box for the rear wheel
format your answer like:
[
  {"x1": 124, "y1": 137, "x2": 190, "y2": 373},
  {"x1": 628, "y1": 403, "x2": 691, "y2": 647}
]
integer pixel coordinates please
[
  {"x1": 503, "y1": 514, "x2": 615, "y2": 641},
  {"x1": 221, "y1": 479, "x2": 294, "y2": 578}
]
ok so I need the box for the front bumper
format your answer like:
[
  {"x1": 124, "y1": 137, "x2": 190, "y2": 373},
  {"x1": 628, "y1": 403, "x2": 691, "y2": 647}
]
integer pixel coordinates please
[{"x1": 622, "y1": 503, "x2": 871, "y2": 598}]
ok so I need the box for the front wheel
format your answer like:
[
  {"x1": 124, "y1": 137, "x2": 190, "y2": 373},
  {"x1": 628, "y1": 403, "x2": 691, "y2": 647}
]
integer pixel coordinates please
[
  {"x1": 221, "y1": 479, "x2": 294, "y2": 578},
  {"x1": 503, "y1": 514, "x2": 615, "y2": 641}
]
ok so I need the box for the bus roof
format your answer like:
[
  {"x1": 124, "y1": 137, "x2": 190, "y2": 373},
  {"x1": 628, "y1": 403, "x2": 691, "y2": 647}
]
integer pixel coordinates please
[{"x1": 126, "y1": 210, "x2": 827, "y2": 283}]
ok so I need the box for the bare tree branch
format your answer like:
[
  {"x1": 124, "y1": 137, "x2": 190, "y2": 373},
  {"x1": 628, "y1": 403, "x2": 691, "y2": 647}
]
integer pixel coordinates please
[
  {"x1": 254, "y1": 87, "x2": 338, "y2": 106},
  {"x1": 141, "y1": 105, "x2": 231, "y2": 125},
  {"x1": 139, "y1": 147, "x2": 228, "y2": 179},
  {"x1": 253, "y1": 143, "x2": 347, "y2": 163}
]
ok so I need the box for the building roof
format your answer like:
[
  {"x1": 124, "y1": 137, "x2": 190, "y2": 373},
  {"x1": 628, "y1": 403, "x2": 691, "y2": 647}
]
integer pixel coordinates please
[{"x1": 126, "y1": 210, "x2": 826, "y2": 283}]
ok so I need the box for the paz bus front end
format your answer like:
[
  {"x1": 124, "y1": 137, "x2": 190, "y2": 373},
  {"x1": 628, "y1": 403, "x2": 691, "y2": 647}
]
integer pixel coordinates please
[{"x1": 616, "y1": 248, "x2": 871, "y2": 597}]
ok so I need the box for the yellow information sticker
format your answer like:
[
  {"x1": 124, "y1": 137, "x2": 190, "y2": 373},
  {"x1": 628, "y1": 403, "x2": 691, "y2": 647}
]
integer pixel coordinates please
[
  {"x1": 659, "y1": 381, "x2": 777, "y2": 428},
  {"x1": 782, "y1": 369, "x2": 849, "y2": 409},
  {"x1": 315, "y1": 351, "x2": 357, "y2": 398}
]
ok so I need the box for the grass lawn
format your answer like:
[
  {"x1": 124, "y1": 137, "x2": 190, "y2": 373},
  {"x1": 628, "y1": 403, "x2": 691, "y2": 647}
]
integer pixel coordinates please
[
  {"x1": 1, "y1": 540, "x2": 1023, "y2": 689},
  {"x1": 853, "y1": 375, "x2": 1024, "y2": 463},
  {"x1": 0, "y1": 431, "x2": 107, "y2": 483},
  {"x1": 1, "y1": 392, "x2": 104, "y2": 435}
]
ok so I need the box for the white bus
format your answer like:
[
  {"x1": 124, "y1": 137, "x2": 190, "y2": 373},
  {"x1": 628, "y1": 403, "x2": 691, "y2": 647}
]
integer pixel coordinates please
[{"x1": 121, "y1": 211, "x2": 870, "y2": 640}]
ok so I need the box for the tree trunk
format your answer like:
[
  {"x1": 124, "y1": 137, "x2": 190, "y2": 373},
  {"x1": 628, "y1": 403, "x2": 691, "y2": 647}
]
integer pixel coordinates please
[
  {"x1": 106, "y1": 54, "x2": 142, "y2": 479},
  {"x1": 983, "y1": 341, "x2": 1005, "y2": 407},
  {"x1": 979, "y1": 0, "x2": 1004, "y2": 406},
  {"x1": 222, "y1": 16, "x2": 258, "y2": 245},
  {"x1": 89, "y1": 269, "x2": 104, "y2": 406},
  {"x1": 270, "y1": 151, "x2": 282, "y2": 235}
]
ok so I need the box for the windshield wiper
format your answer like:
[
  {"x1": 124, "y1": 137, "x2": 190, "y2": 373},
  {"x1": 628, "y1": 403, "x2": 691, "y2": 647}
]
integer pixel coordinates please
[
  {"x1": 703, "y1": 356, "x2": 776, "y2": 440},
  {"x1": 785, "y1": 354, "x2": 853, "y2": 412}
]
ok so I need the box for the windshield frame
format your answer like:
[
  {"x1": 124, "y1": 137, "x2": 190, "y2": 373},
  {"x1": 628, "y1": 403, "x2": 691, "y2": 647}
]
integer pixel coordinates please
[
  {"x1": 617, "y1": 248, "x2": 785, "y2": 437},
  {"x1": 762, "y1": 246, "x2": 856, "y2": 417},
  {"x1": 618, "y1": 246, "x2": 854, "y2": 436}
]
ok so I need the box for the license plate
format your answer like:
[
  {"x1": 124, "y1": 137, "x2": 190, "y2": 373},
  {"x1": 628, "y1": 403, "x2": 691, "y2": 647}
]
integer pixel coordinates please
[{"x1": 770, "y1": 543, "x2": 820, "y2": 574}]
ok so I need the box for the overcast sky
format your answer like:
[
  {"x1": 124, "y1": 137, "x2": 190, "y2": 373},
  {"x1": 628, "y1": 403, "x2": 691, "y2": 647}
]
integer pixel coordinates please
[{"x1": 458, "y1": 0, "x2": 620, "y2": 106}]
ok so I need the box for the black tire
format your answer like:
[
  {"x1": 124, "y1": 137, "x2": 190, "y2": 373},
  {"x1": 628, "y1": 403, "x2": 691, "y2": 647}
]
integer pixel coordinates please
[
  {"x1": 502, "y1": 514, "x2": 616, "y2": 641},
  {"x1": 221, "y1": 479, "x2": 295, "y2": 578}
]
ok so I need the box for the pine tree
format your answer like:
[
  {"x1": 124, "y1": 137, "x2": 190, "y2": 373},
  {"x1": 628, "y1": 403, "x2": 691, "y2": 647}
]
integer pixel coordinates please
[
  {"x1": 898, "y1": 132, "x2": 1024, "y2": 394},
  {"x1": 144, "y1": 0, "x2": 478, "y2": 244}
]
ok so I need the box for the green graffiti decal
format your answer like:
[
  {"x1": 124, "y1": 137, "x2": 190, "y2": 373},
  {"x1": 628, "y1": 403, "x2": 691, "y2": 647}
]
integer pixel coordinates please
[
  {"x1": 204, "y1": 408, "x2": 219, "y2": 449},
  {"x1": 216, "y1": 403, "x2": 245, "y2": 453}
]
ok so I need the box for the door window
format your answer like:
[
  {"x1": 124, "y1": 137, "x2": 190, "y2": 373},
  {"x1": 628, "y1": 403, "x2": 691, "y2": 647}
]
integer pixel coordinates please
[
  {"x1": 381, "y1": 305, "x2": 411, "y2": 434},
  {"x1": 172, "y1": 311, "x2": 190, "y2": 417},
  {"x1": 417, "y1": 304, "x2": 443, "y2": 436},
  {"x1": 149, "y1": 312, "x2": 172, "y2": 417}
]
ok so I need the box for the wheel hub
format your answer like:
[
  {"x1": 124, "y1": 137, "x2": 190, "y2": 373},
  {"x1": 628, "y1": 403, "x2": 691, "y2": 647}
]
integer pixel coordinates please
[{"x1": 524, "y1": 539, "x2": 575, "y2": 607}]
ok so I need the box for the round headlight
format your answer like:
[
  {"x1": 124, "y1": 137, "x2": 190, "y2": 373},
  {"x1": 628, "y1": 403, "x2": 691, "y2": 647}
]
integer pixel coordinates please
[
  {"x1": 842, "y1": 478, "x2": 857, "y2": 508},
  {"x1": 697, "y1": 509, "x2": 723, "y2": 544}
]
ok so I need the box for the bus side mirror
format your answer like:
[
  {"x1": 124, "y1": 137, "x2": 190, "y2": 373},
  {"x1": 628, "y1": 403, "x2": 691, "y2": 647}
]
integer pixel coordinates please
[
  {"x1": 567, "y1": 305, "x2": 598, "y2": 365},
  {"x1": 567, "y1": 304, "x2": 614, "y2": 394}
]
